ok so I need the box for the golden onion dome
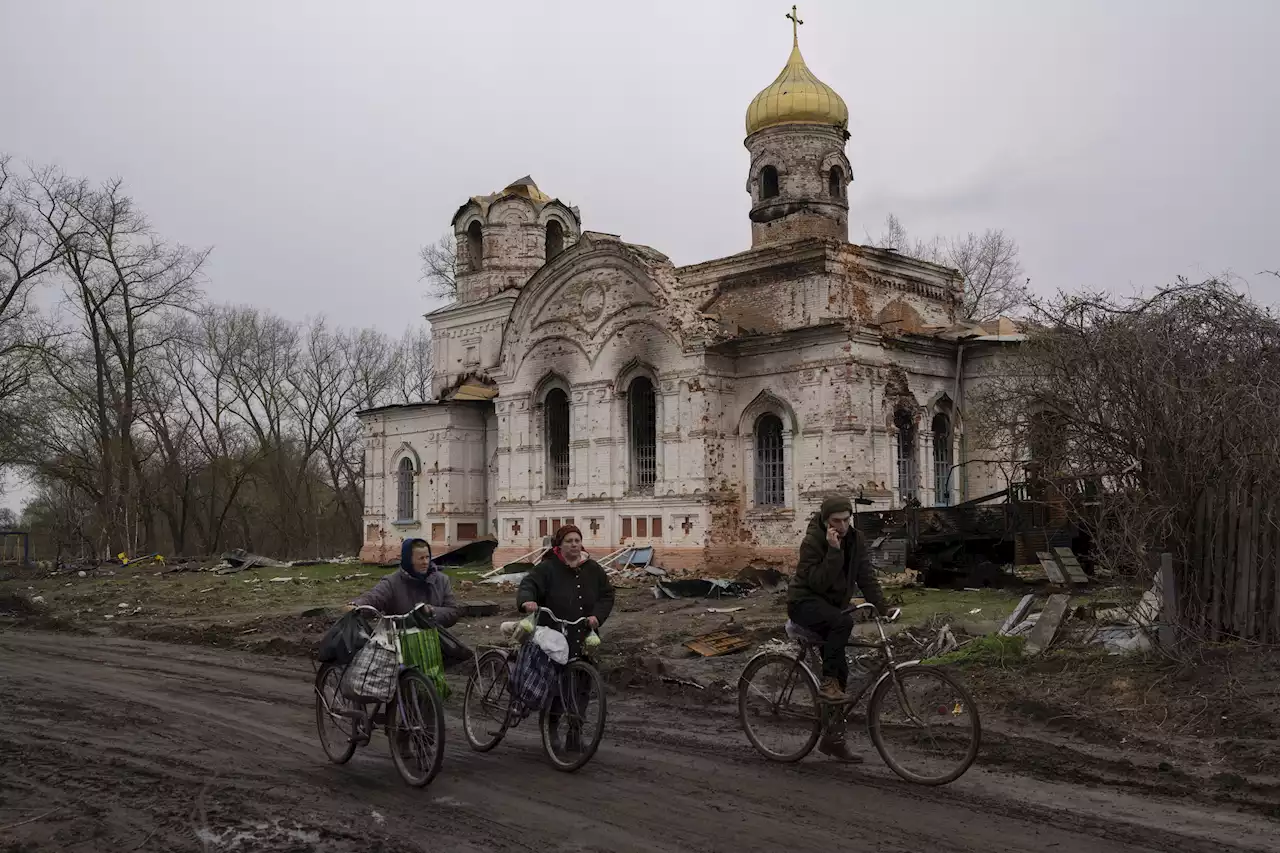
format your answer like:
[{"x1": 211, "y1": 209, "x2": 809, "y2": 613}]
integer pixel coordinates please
[{"x1": 745, "y1": 28, "x2": 848, "y2": 137}]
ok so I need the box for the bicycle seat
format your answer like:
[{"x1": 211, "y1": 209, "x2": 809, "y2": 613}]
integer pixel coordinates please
[{"x1": 784, "y1": 620, "x2": 824, "y2": 645}]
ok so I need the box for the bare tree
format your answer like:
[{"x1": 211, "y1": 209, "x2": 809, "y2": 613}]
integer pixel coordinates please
[
  {"x1": 870, "y1": 214, "x2": 1029, "y2": 323},
  {"x1": 0, "y1": 156, "x2": 74, "y2": 465},
  {"x1": 419, "y1": 232, "x2": 457, "y2": 300},
  {"x1": 27, "y1": 167, "x2": 208, "y2": 555},
  {"x1": 968, "y1": 277, "x2": 1280, "y2": 641},
  {"x1": 393, "y1": 323, "x2": 434, "y2": 404}
]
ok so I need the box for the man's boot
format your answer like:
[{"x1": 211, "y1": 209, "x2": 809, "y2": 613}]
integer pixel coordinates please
[
  {"x1": 818, "y1": 713, "x2": 864, "y2": 764},
  {"x1": 818, "y1": 677, "x2": 845, "y2": 702}
]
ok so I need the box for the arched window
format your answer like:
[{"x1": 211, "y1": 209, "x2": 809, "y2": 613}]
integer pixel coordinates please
[
  {"x1": 895, "y1": 408, "x2": 918, "y2": 504},
  {"x1": 545, "y1": 220, "x2": 565, "y2": 261},
  {"x1": 396, "y1": 457, "x2": 415, "y2": 521},
  {"x1": 932, "y1": 413, "x2": 952, "y2": 506},
  {"x1": 754, "y1": 414, "x2": 785, "y2": 506},
  {"x1": 828, "y1": 166, "x2": 844, "y2": 199},
  {"x1": 544, "y1": 388, "x2": 570, "y2": 495},
  {"x1": 628, "y1": 376, "x2": 657, "y2": 494},
  {"x1": 760, "y1": 166, "x2": 779, "y2": 200},
  {"x1": 466, "y1": 221, "x2": 484, "y2": 272}
]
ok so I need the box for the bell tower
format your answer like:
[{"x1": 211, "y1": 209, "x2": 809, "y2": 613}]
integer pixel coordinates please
[
  {"x1": 744, "y1": 7, "x2": 852, "y2": 248},
  {"x1": 451, "y1": 176, "x2": 581, "y2": 304}
]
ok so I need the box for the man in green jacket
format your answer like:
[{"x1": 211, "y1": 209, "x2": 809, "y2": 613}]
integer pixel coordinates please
[{"x1": 788, "y1": 496, "x2": 890, "y2": 761}]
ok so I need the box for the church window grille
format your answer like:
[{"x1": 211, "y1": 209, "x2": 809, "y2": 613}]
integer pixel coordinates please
[
  {"x1": 629, "y1": 376, "x2": 657, "y2": 494},
  {"x1": 545, "y1": 388, "x2": 570, "y2": 496},
  {"x1": 895, "y1": 409, "x2": 918, "y2": 503},
  {"x1": 396, "y1": 457, "x2": 414, "y2": 521},
  {"x1": 932, "y1": 413, "x2": 952, "y2": 506},
  {"x1": 754, "y1": 414, "x2": 785, "y2": 506}
]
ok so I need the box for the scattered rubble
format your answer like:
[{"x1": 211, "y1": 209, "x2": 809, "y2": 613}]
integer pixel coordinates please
[{"x1": 653, "y1": 578, "x2": 750, "y2": 599}]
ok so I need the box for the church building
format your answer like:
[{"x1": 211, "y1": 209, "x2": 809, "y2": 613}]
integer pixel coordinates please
[{"x1": 358, "y1": 18, "x2": 1022, "y2": 570}]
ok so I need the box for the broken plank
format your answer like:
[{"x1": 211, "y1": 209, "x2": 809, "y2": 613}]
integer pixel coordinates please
[
  {"x1": 460, "y1": 601, "x2": 500, "y2": 618},
  {"x1": 1052, "y1": 547, "x2": 1090, "y2": 584},
  {"x1": 1037, "y1": 552, "x2": 1067, "y2": 584},
  {"x1": 683, "y1": 630, "x2": 751, "y2": 658},
  {"x1": 1024, "y1": 594, "x2": 1071, "y2": 656},
  {"x1": 998, "y1": 594, "x2": 1036, "y2": 636}
]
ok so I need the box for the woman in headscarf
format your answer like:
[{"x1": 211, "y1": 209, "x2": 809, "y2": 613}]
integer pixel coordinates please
[
  {"x1": 347, "y1": 537, "x2": 461, "y2": 625},
  {"x1": 517, "y1": 524, "x2": 615, "y2": 752}
]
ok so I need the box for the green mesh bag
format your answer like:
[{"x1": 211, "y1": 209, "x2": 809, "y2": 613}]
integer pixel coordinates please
[{"x1": 398, "y1": 626, "x2": 450, "y2": 699}]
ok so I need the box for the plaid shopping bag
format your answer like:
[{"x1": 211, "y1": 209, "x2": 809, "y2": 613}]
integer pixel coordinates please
[
  {"x1": 398, "y1": 626, "x2": 450, "y2": 699},
  {"x1": 510, "y1": 640, "x2": 559, "y2": 720},
  {"x1": 340, "y1": 629, "x2": 397, "y2": 703}
]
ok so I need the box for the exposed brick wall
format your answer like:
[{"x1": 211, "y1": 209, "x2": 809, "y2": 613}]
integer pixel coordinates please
[{"x1": 745, "y1": 124, "x2": 850, "y2": 249}]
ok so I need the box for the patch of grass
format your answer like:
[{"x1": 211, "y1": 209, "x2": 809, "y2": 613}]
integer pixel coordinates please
[
  {"x1": 890, "y1": 587, "x2": 1021, "y2": 626},
  {"x1": 923, "y1": 633, "x2": 1025, "y2": 667}
]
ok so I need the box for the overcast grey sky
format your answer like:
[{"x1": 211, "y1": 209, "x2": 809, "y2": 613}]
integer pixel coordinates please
[
  {"x1": 3, "y1": 0, "x2": 1277, "y2": 328},
  {"x1": 1, "y1": 0, "x2": 1278, "y2": 506}
]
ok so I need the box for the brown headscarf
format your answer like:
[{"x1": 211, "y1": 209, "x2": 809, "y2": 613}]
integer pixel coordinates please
[
  {"x1": 552, "y1": 524, "x2": 582, "y2": 547},
  {"x1": 552, "y1": 524, "x2": 585, "y2": 567}
]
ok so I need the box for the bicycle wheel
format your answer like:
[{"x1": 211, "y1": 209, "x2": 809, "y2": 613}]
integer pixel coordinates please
[
  {"x1": 540, "y1": 659, "x2": 606, "y2": 773},
  {"x1": 738, "y1": 652, "x2": 823, "y2": 762},
  {"x1": 867, "y1": 664, "x2": 981, "y2": 786},
  {"x1": 388, "y1": 669, "x2": 446, "y2": 788},
  {"x1": 463, "y1": 649, "x2": 512, "y2": 752},
  {"x1": 314, "y1": 664, "x2": 357, "y2": 764}
]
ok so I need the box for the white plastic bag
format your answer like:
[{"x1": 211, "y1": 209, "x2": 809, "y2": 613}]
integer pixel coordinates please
[{"x1": 532, "y1": 626, "x2": 569, "y2": 665}]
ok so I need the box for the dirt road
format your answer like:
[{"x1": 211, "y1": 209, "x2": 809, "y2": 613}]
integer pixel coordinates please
[{"x1": 0, "y1": 630, "x2": 1271, "y2": 853}]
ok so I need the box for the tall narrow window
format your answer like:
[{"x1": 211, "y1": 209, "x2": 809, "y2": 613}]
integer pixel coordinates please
[
  {"x1": 828, "y1": 166, "x2": 844, "y2": 198},
  {"x1": 396, "y1": 457, "x2": 414, "y2": 521},
  {"x1": 932, "y1": 413, "x2": 952, "y2": 506},
  {"x1": 466, "y1": 221, "x2": 484, "y2": 272},
  {"x1": 760, "y1": 165, "x2": 779, "y2": 199},
  {"x1": 754, "y1": 414, "x2": 785, "y2": 506},
  {"x1": 628, "y1": 376, "x2": 657, "y2": 494},
  {"x1": 895, "y1": 408, "x2": 918, "y2": 503},
  {"x1": 545, "y1": 220, "x2": 564, "y2": 261},
  {"x1": 545, "y1": 388, "x2": 570, "y2": 495}
]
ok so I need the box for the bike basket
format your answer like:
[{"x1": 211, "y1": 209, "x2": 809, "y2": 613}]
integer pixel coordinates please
[
  {"x1": 510, "y1": 640, "x2": 559, "y2": 719},
  {"x1": 339, "y1": 633, "x2": 397, "y2": 703},
  {"x1": 398, "y1": 626, "x2": 450, "y2": 699}
]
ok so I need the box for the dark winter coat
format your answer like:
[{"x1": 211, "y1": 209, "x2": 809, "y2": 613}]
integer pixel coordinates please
[
  {"x1": 787, "y1": 512, "x2": 887, "y2": 613},
  {"x1": 349, "y1": 539, "x2": 461, "y2": 627},
  {"x1": 516, "y1": 551, "x2": 616, "y2": 657}
]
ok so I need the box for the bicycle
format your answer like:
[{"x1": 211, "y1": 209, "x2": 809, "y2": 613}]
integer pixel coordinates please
[
  {"x1": 738, "y1": 602, "x2": 981, "y2": 786},
  {"x1": 313, "y1": 604, "x2": 447, "y2": 787},
  {"x1": 461, "y1": 606, "x2": 607, "y2": 772}
]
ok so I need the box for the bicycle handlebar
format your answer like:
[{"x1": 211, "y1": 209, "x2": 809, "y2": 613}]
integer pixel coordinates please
[
  {"x1": 350, "y1": 603, "x2": 436, "y2": 626},
  {"x1": 843, "y1": 602, "x2": 902, "y2": 623},
  {"x1": 533, "y1": 605, "x2": 591, "y2": 627}
]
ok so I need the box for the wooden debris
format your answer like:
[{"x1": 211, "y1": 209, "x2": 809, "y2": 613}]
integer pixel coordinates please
[
  {"x1": 999, "y1": 594, "x2": 1036, "y2": 636},
  {"x1": 684, "y1": 629, "x2": 752, "y2": 657},
  {"x1": 1036, "y1": 552, "x2": 1068, "y2": 584},
  {"x1": 461, "y1": 600, "x2": 500, "y2": 617},
  {"x1": 1025, "y1": 594, "x2": 1071, "y2": 656},
  {"x1": 1053, "y1": 547, "x2": 1090, "y2": 584}
]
